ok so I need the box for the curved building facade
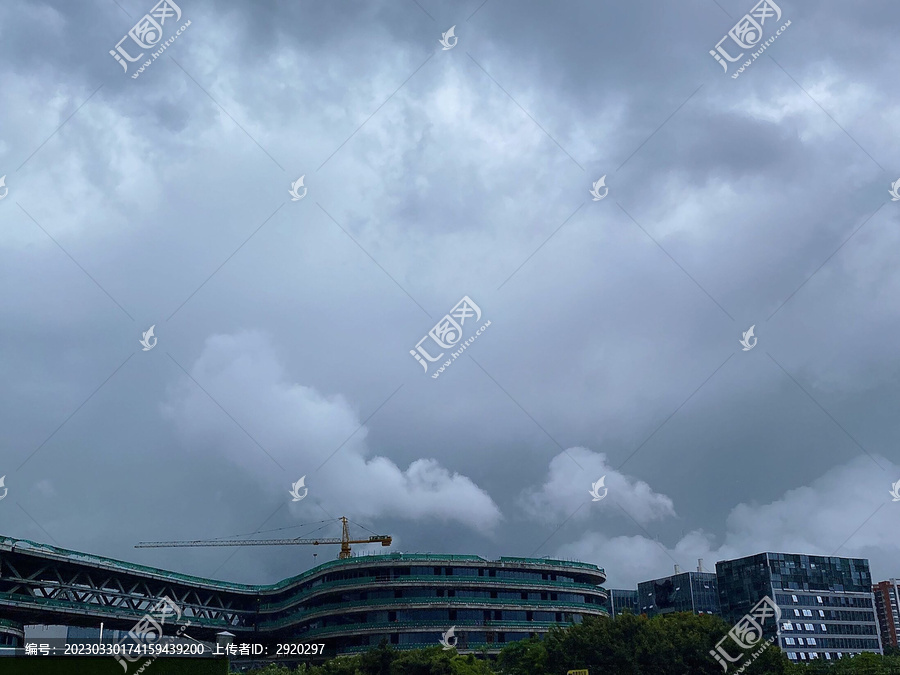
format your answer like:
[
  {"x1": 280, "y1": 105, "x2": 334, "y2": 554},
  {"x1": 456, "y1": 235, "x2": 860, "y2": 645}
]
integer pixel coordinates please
[
  {"x1": 0, "y1": 619, "x2": 24, "y2": 649},
  {"x1": 0, "y1": 537, "x2": 606, "y2": 655},
  {"x1": 258, "y1": 554, "x2": 608, "y2": 653}
]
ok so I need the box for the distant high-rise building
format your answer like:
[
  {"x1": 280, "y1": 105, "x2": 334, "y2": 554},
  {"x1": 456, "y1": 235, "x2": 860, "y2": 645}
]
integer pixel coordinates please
[
  {"x1": 605, "y1": 589, "x2": 639, "y2": 617},
  {"x1": 716, "y1": 552, "x2": 881, "y2": 664},
  {"x1": 638, "y1": 562, "x2": 720, "y2": 617},
  {"x1": 872, "y1": 580, "x2": 900, "y2": 648}
]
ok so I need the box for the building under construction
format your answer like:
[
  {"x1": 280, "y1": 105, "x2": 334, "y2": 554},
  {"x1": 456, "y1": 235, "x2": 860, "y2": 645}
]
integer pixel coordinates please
[{"x1": 0, "y1": 531, "x2": 608, "y2": 656}]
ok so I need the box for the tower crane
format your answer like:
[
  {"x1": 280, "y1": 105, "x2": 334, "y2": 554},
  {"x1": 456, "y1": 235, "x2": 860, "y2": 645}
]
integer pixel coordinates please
[{"x1": 135, "y1": 517, "x2": 391, "y2": 560}]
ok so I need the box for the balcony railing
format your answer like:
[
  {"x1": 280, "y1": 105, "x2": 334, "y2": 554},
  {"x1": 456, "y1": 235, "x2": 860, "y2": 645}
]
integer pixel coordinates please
[
  {"x1": 258, "y1": 597, "x2": 606, "y2": 630},
  {"x1": 259, "y1": 576, "x2": 607, "y2": 611},
  {"x1": 291, "y1": 619, "x2": 574, "y2": 640}
]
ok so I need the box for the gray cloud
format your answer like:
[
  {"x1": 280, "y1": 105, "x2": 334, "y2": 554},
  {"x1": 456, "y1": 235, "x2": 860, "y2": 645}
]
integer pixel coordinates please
[{"x1": 2, "y1": 0, "x2": 900, "y2": 592}]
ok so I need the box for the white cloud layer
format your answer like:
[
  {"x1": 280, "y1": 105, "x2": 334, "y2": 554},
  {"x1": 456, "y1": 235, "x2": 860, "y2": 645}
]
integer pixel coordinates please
[
  {"x1": 162, "y1": 331, "x2": 502, "y2": 534},
  {"x1": 555, "y1": 454, "x2": 900, "y2": 588},
  {"x1": 520, "y1": 447, "x2": 676, "y2": 525}
]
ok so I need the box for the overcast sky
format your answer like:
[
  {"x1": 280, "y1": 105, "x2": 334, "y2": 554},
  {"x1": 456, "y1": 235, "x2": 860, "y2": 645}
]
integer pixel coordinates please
[{"x1": 2, "y1": 0, "x2": 900, "y2": 591}]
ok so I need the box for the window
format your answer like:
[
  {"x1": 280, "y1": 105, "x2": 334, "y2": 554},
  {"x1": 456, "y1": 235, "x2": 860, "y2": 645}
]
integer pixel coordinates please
[
  {"x1": 798, "y1": 638, "x2": 805, "y2": 645},
  {"x1": 808, "y1": 638, "x2": 817, "y2": 646},
  {"x1": 817, "y1": 596, "x2": 823, "y2": 604},
  {"x1": 821, "y1": 624, "x2": 827, "y2": 632},
  {"x1": 784, "y1": 638, "x2": 795, "y2": 645},
  {"x1": 792, "y1": 595, "x2": 799, "y2": 602},
  {"x1": 819, "y1": 610, "x2": 825, "y2": 618},
  {"x1": 788, "y1": 653, "x2": 797, "y2": 661},
  {"x1": 825, "y1": 653, "x2": 832, "y2": 660},
  {"x1": 805, "y1": 624, "x2": 814, "y2": 631},
  {"x1": 782, "y1": 622, "x2": 793, "y2": 631},
  {"x1": 800, "y1": 652, "x2": 806, "y2": 660},
  {"x1": 803, "y1": 609, "x2": 813, "y2": 617},
  {"x1": 794, "y1": 609, "x2": 800, "y2": 617},
  {"x1": 795, "y1": 623, "x2": 802, "y2": 630}
]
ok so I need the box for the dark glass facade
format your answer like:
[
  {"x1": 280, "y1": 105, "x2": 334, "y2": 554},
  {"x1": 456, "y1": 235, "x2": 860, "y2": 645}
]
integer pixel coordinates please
[
  {"x1": 637, "y1": 571, "x2": 719, "y2": 617},
  {"x1": 716, "y1": 552, "x2": 881, "y2": 662},
  {"x1": 605, "y1": 589, "x2": 638, "y2": 617}
]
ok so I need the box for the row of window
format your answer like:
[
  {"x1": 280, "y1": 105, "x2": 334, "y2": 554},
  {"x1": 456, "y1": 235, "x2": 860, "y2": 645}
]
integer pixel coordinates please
[
  {"x1": 783, "y1": 623, "x2": 827, "y2": 633},
  {"x1": 777, "y1": 593, "x2": 874, "y2": 609},
  {"x1": 784, "y1": 637, "x2": 816, "y2": 646},
  {"x1": 278, "y1": 569, "x2": 594, "y2": 609},
  {"x1": 339, "y1": 631, "x2": 538, "y2": 648},
  {"x1": 784, "y1": 637, "x2": 881, "y2": 650},
  {"x1": 776, "y1": 578, "x2": 871, "y2": 593},
  {"x1": 786, "y1": 608, "x2": 878, "y2": 623},
  {"x1": 786, "y1": 651, "x2": 863, "y2": 661},
  {"x1": 789, "y1": 651, "x2": 816, "y2": 661},
  {"x1": 328, "y1": 589, "x2": 588, "y2": 603},
  {"x1": 267, "y1": 589, "x2": 602, "y2": 625},
  {"x1": 303, "y1": 608, "x2": 585, "y2": 628},
  {"x1": 782, "y1": 622, "x2": 877, "y2": 636},
  {"x1": 313, "y1": 567, "x2": 580, "y2": 585}
]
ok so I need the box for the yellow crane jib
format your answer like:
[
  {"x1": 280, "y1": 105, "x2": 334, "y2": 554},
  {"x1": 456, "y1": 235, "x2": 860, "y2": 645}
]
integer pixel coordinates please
[{"x1": 135, "y1": 516, "x2": 392, "y2": 560}]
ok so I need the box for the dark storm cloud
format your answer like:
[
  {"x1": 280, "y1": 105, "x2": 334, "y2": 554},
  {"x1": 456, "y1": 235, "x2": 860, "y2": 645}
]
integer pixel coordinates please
[{"x1": 2, "y1": 0, "x2": 900, "y2": 590}]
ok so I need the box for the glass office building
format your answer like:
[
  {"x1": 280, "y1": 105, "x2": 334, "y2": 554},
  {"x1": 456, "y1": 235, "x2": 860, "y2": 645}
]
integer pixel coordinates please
[
  {"x1": 716, "y1": 552, "x2": 881, "y2": 663},
  {"x1": 605, "y1": 589, "x2": 638, "y2": 617},
  {"x1": 637, "y1": 571, "x2": 719, "y2": 617}
]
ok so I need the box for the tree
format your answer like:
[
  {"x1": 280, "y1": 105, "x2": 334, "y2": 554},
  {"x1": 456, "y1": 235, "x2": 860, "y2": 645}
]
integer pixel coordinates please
[
  {"x1": 389, "y1": 646, "x2": 455, "y2": 675},
  {"x1": 495, "y1": 637, "x2": 547, "y2": 675},
  {"x1": 359, "y1": 639, "x2": 395, "y2": 675}
]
